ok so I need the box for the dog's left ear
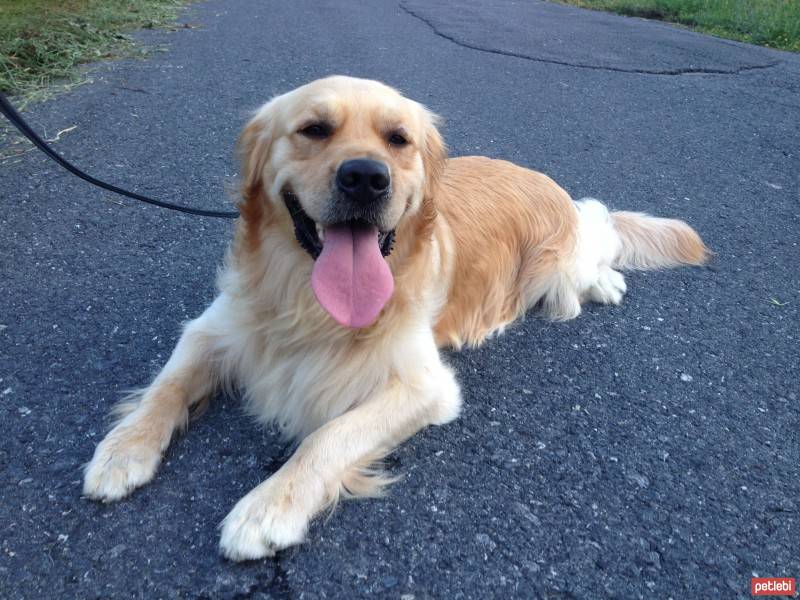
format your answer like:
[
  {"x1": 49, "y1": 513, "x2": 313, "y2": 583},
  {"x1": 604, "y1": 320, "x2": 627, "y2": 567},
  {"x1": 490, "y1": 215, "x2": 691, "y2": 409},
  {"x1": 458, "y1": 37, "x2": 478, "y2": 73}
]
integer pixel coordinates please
[{"x1": 420, "y1": 107, "x2": 447, "y2": 202}]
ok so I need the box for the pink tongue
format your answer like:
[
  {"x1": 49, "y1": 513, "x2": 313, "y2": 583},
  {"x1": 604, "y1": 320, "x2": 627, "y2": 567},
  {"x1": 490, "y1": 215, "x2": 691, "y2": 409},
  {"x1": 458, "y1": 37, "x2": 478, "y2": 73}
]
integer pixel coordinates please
[{"x1": 311, "y1": 223, "x2": 394, "y2": 328}]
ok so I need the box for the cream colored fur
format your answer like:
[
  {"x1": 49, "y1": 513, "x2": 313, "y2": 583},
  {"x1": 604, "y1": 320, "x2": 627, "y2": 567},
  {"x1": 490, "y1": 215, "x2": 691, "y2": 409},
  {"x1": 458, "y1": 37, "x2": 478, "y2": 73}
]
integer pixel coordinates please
[{"x1": 83, "y1": 76, "x2": 708, "y2": 560}]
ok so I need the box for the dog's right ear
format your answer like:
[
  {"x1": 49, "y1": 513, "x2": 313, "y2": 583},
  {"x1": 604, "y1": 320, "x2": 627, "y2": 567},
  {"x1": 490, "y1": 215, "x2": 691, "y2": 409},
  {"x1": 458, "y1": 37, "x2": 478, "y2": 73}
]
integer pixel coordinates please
[
  {"x1": 237, "y1": 102, "x2": 277, "y2": 198},
  {"x1": 236, "y1": 99, "x2": 282, "y2": 226},
  {"x1": 235, "y1": 100, "x2": 280, "y2": 251}
]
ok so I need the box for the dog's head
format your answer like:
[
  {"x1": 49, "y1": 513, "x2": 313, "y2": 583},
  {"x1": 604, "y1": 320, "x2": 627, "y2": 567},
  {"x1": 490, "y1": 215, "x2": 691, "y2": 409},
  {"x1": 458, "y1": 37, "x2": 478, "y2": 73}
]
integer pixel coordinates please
[{"x1": 237, "y1": 76, "x2": 446, "y2": 328}]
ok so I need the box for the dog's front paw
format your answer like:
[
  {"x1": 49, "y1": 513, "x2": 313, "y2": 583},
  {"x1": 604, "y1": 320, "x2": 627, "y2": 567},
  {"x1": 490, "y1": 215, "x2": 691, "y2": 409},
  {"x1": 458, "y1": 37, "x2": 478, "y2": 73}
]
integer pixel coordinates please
[
  {"x1": 82, "y1": 426, "x2": 162, "y2": 502},
  {"x1": 219, "y1": 480, "x2": 310, "y2": 561}
]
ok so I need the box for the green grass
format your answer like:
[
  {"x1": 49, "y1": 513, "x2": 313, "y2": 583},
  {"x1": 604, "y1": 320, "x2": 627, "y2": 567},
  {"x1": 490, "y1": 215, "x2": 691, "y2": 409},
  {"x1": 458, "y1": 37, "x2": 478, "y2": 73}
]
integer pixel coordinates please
[
  {"x1": 0, "y1": 0, "x2": 190, "y2": 102},
  {"x1": 552, "y1": 0, "x2": 800, "y2": 52}
]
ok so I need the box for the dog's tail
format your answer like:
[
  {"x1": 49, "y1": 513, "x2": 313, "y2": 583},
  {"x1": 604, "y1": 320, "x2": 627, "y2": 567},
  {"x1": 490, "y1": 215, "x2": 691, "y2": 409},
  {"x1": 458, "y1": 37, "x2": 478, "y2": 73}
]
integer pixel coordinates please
[
  {"x1": 576, "y1": 198, "x2": 709, "y2": 271},
  {"x1": 611, "y1": 209, "x2": 709, "y2": 269}
]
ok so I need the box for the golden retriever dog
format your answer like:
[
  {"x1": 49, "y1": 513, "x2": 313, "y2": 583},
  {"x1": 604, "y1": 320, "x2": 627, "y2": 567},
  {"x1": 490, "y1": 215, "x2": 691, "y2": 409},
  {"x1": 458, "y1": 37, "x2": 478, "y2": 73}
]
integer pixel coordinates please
[{"x1": 83, "y1": 76, "x2": 708, "y2": 560}]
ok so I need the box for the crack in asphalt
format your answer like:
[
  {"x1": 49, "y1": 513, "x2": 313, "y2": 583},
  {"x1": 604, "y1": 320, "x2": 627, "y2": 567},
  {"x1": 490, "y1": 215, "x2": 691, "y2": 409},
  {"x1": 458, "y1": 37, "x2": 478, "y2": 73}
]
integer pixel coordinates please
[{"x1": 399, "y1": 2, "x2": 781, "y2": 76}]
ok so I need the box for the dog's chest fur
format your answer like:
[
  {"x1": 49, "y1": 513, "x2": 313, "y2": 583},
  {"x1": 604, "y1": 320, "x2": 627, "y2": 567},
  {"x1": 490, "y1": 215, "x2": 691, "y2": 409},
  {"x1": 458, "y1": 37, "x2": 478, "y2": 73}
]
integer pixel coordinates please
[
  {"x1": 207, "y1": 220, "x2": 451, "y2": 441},
  {"x1": 213, "y1": 237, "x2": 397, "y2": 440},
  {"x1": 236, "y1": 326, "x2": 389, "y2": 440}
]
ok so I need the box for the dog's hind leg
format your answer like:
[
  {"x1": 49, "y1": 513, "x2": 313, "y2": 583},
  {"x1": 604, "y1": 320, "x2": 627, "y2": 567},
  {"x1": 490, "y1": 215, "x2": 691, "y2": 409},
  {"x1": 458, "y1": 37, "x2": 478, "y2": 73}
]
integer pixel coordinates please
[
  {"x1": 572, "y1": 199, "x2": 627, "y2": 304},
  {"x1": 83, "y1": 296, "x2": 228, "y2": 502},
  {"x1": 572, "y1": 197, "x2": 708, "y2": 306},
  {"x1": 518, "y1": 199, "x2": 631, "y2": 320}
]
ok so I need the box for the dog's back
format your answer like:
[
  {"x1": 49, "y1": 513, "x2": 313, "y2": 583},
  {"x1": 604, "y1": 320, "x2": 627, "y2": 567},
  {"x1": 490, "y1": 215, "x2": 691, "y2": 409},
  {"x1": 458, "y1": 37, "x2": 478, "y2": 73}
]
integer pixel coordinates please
[
  {"x1": 433, "y1": 156, "x2": 577, "y2": 348},
  {"x1": 432, "y1": 156, "x2": 708, "y2": 349}
]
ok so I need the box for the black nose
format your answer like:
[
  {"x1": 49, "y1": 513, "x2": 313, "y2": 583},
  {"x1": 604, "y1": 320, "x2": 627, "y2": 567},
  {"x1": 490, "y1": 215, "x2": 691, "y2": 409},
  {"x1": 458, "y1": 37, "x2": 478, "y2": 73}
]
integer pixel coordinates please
[{"x1": 336, "y1": 159, "x2": 390, "y2": 204}]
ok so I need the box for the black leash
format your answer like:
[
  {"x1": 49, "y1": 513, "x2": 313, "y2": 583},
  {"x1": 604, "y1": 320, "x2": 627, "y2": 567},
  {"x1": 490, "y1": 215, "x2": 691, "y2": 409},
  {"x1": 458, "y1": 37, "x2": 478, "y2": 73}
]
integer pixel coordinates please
[{"x1": 0, "y1": 92, "x2": 239, "y2": 219}]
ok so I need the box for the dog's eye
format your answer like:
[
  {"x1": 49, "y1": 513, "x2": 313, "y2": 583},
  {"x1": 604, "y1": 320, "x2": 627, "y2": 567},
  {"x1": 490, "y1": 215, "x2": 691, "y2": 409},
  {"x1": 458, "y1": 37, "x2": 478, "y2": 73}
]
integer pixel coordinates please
[
  {"x1": 299, "y1": 122, "x2": 332, "y2": 139},
  {"x1": 388, "y1": 132, "x2": 408, "y2": 147}
]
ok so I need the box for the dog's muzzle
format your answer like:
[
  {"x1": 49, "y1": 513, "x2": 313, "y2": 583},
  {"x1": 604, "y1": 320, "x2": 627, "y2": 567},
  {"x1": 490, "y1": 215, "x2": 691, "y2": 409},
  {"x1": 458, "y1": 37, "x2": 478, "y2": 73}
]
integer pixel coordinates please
[
  {"x1": 281, "y1": 190, "x2": 395, "y2": 260},
  {"x1": 322, "y1": 158, "x2": 393, "y2": 227}
]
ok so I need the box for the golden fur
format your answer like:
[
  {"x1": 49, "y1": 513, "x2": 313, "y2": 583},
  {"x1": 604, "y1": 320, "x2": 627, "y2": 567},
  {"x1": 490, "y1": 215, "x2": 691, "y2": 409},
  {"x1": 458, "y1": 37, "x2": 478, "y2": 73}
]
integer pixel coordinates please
[{"x1": 83, "y1": 76, "x2": 708, "y2": 560}]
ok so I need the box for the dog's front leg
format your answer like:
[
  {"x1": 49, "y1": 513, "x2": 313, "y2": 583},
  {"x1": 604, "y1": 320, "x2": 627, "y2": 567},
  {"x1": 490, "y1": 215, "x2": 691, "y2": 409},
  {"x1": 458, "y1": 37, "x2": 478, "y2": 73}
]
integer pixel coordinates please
[
  {"x1": 83, "y1": 295, "x2": 229, "y2": 502},
  {"x1": 219, "y1": 362, "x2": 461, "y2": 560}
]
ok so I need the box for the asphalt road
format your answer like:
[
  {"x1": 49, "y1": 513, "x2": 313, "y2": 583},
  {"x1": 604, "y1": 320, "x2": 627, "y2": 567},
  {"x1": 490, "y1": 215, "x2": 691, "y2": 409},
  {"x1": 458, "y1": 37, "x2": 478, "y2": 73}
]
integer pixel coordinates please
[{"x1": 1, "y1": 1, "x2": 798, "y2": 598}]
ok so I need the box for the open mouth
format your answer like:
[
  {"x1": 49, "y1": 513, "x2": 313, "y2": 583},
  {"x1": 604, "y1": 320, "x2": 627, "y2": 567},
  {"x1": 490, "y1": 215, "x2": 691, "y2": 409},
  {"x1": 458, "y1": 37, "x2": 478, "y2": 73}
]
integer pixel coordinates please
[
  {"x1": 281, "y1": 189, "x2": 397, "y2": 329},
  {"x1": 282, "y1": 190, "x2": 395, "y2": 259}
]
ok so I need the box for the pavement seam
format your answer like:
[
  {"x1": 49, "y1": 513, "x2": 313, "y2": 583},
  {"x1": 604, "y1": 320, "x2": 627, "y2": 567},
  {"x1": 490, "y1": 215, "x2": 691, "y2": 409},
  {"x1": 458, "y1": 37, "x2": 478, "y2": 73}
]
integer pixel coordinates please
[{"x1": 399, "y1": 2, "x2": 782, "y2": 76}]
